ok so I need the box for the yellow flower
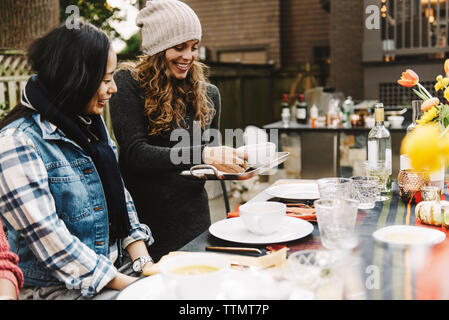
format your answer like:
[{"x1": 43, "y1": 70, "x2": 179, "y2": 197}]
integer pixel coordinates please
[
  {"x1": 445, "y1": 87, "x2": 449, "y2": 103},
  {"x1": 416, "y1": 106, "x2": 438, "y2": 125},
  {"x1": 434, "y1": 76, "x2": 449, "y2": 92},
  {"x1": 401, "y1": 124, "x2": 444, "y2": 172}
]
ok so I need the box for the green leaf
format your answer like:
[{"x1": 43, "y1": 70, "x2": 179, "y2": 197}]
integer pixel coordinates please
[{"x1": 438, "y1": 104, "x2": 449, "y2": 129}]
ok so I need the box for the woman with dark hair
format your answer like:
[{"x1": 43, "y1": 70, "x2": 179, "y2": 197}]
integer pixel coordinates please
[
  {"x1": 0, "y1": 21, "x2": 154, "y2": 300},
  {"x1": 110, "y1": 0, "x2": 247, "y2": 261}
]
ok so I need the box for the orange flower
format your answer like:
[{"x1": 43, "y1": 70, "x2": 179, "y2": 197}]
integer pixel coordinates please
[
  {"x1": 445, "y1": 59, "x2": 449, "y2": 76},
  {"x1": 421, "y1": 97, "x2": 440, "y2": 112},
  {"x1": 398, "y1": 69, "x2": 420, "y2": 87}
]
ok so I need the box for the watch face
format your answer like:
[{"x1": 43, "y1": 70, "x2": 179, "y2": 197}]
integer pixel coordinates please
[{"x1": 133, "y1": 260, "x2": 141, "y2": 272}]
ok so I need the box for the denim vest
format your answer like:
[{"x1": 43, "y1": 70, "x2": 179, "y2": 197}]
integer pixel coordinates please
[{"x1": 2, "y1": 113, "x2": 113, "y2": 287}]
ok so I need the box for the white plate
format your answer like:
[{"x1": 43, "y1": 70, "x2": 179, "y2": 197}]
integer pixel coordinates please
[
  {"x1": 372, "y1": 225, "x2": 446, "y2": 247},
  {"x1": 116, "y1": 269, "x2": 315, "y2": 300},
  {"x1": 265, "y1": 183, "x2": 320, "y2": 200},
  {"x1": 209, "y1": 216, "x2": 314, "y2": 244}
]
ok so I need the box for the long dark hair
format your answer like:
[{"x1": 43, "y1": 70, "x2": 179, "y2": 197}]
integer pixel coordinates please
[{"x1": 0, "y1": 21, "x2": 110, "y2": 129}]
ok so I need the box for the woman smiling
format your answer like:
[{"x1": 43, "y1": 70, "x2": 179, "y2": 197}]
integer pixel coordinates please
[
  {"x1": 110, "y1": 0, "x2": 247, "y2": 261},
  {"x1": 0, "y1": 21, "x2": 154, "y2": 300}
]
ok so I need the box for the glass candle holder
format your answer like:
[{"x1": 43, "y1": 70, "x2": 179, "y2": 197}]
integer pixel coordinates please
[{"x1": 397, "y1": 169, "x2": 431, "y2": 204}]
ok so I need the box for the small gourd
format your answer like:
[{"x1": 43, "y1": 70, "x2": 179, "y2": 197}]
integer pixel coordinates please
[{"x1": 415, "y1": 200, "x2": 449, "y2": 226}]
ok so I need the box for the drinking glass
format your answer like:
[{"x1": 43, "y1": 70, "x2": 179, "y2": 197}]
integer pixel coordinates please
[
  {"x1": 350, "y1": 176, "x2": 379, "y2": 209},
  {"x1": 287, "y1": 250, "x2": 343, "y2": 299},
  {"x1": 314, "y1": 199, "x2": 359, "y2": 250},
  {"x1": 317, "y1": 177, "x2": 352, "y2": 200},
  {"x1": 364, "y1": 160, "x2": 391, "y2": 201},
  {"x1": 421, "y1": 185, "x2": 441, "y2": 202}
]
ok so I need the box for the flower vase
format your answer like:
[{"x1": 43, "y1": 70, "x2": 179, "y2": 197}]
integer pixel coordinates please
[{"x1": 406, "y1": 100, "x2": 423, "y2": 134}]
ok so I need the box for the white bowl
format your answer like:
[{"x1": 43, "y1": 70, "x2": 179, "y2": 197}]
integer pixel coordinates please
[
  {"x1": 159, "y1": 253, "x2": 230, "y2": 299},
  {"x1": 387, "y1": 116, "x2": 404, "y2": 128},
  {"x1": 365, "y1": 117, "x2": 375, "y2": 128},
  {"x1": 238, "y1": 142, "x2": 276, "y2": 167},
  {"x1": 239, "y1": 201, "x2": 286, "y2": 235}
]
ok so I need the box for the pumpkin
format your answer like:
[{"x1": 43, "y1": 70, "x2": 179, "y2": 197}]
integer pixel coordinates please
[{"x1": 415, "y1": 200, "x2": 449, "y2": 226}]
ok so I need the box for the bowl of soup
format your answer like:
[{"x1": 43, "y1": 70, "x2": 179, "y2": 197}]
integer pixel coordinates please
[{"x1": 159, "y1": 253, "x2": 230, "y2": 299}]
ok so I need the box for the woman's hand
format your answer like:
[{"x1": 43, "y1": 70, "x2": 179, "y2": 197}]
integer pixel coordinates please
[
  {"x1": 106, "y1": 272, "x2": 139, "y2": 291},
  {"x1": 203, "y1": 146, "x2": 248, "y2": 173}
]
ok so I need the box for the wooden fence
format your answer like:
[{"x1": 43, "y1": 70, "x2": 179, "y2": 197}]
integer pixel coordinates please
[{"x1": 0, "y1": 51, "x2": 32, "y2": 117}]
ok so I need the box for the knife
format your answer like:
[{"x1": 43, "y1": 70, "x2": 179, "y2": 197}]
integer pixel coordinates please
[{"x1": 205, "y1": 246, "x2": 264, "y2": 256}]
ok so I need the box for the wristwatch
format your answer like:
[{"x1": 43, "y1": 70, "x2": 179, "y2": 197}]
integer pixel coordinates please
[{"x1": 132, "y1": 255, "x2": 153, "y2": 273}]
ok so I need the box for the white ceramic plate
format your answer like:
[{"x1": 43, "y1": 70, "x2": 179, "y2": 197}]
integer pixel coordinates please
[
  {"x1": 372, "y1": 225, "x2": 446, "y2": 247},
  {"x1": 209, "y1": 216, "x2": 314, "y2": 244},
  {"x1": 116, "y1": 269, "x2": 315, "y2": 300},
  {"x1": 265, "y1": 183, "x2": 320, "y2": 200}
]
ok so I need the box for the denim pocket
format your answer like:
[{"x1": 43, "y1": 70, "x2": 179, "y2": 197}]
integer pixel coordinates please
[{"x1": 48, "y1": 173, "x2": 94, "y2": 239}]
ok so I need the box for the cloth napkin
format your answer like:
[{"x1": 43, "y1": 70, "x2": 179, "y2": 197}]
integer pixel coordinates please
[{"x1": 227, "y1": 204, "x2": 316, "y2": 221}]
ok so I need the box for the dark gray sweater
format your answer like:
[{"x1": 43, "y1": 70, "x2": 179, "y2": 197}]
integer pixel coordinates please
[{"x1": 109, "y1": 70, "x2": 221, "y2": 261}]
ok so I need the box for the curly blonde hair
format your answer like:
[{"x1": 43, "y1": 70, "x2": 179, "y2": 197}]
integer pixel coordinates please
[{"x1": 123, "y1": 52, "x2": 216, "y2": 136}]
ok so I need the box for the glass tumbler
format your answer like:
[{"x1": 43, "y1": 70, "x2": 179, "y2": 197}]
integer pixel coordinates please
[
  {"x1": 317, "y1": 177, "x2": 352, "y2": 200},
  {"x1": 364, "y1": 160, "x2": 391, "y2": 201},
  {"x1": 350, "y1": 176, "x2": 379, "y2": 210},
  {"x1": 314, "y1": 198, "x2": 359, "y2": 250}
]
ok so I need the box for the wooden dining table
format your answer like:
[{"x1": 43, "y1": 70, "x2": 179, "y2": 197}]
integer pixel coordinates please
[{"x1": 179, "y1": 178, "x2": 449, "y2": 300}]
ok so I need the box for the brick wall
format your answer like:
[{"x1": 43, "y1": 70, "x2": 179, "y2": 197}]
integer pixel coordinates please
[
  {"x1": 281, "y1": 0, "x2": 330, "y2": 66},
  {"x1": 183, "y1": 0, "x2": 364, "y2": 99},
  {"x1": 330, "y1": 0, "x2": 364, "y2": 100},
  {"x1": 185, "y1": 0, "x2": 281, "y2": 67}
]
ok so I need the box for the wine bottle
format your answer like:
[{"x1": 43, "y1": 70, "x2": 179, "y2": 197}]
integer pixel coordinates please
[
  {"x1": 281, "y1": 93, "x2": 290, "y2": 127},
  {"x1": 367, "y1": 103, "x2": 392, "y2": 193},
  {"x1": 296, "y1": 94, "x2": 308, "y2": 124}
]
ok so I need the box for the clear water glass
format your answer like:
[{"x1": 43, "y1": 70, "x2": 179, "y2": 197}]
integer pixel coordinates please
[
  {"x1": 317, "y1": 177, "x2": 352, "y2": 200},
  {"x1": 350, "y1": 176, "x2": 379, "y2": 210},
  {"x1": 364, "y1": 160, "x2": 391, "y2": 201},
  {"x1": 314, "y1": 198, "x2": 359, "y2": 250}
]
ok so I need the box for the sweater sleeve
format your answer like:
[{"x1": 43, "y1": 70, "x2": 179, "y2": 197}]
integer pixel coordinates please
[
  {"x1": 109, "y1": 70, "x2": 220, "y2": 174},
  {"x1": 0, "y1": 219, "x2": 24, "y2": 295}
]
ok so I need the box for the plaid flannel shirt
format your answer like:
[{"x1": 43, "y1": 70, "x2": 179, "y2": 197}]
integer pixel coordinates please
[{"x1": 0, "y1": 124, "x2": 153, "y2": 299}]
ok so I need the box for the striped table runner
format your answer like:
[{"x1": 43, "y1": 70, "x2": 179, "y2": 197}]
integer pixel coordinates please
[{"x1": 288, "y1": 181, "x2": 449, "y2": 300}]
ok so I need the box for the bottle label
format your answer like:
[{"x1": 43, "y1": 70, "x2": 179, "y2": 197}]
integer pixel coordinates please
[
  {"x1": 297, "y1": 109, "x2": 306, "y2": 119},
  {"x1": 386, "y1": 148, "x2": 392, "y2": 175},
  {"x1": 368, "y1": 141, "x2": 378, "y2": 167}
]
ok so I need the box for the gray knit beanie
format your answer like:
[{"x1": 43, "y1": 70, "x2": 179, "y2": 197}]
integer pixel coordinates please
[{"x1": 136, "y1": 0, "x2": 202, "y2": 56}]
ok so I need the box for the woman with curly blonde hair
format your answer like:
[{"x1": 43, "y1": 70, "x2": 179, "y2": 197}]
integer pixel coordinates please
[{"x1": 110, "y1": 0, "x2": 247, "y2": 260}]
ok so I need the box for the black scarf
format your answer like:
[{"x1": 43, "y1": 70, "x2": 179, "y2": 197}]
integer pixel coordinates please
[{"x1": 23, "y1": 75, "x2": 130, "y2": 241}]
